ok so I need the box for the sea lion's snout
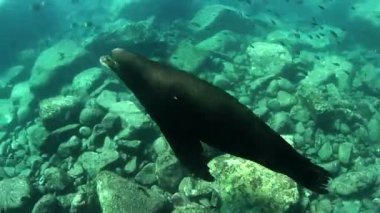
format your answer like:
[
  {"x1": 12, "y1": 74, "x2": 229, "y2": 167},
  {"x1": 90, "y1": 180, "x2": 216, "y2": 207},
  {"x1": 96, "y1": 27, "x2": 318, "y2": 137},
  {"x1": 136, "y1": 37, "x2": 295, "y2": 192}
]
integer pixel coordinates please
[{"x1": 99, "y1": 55, "x2": 119, "y2": 71}]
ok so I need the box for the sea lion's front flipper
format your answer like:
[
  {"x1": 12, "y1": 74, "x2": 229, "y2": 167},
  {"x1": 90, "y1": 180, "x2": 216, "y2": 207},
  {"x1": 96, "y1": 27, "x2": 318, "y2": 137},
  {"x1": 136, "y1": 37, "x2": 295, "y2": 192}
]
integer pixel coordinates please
[{"x1": 160, "y1": 128, "x2": 214, "y2": 182}]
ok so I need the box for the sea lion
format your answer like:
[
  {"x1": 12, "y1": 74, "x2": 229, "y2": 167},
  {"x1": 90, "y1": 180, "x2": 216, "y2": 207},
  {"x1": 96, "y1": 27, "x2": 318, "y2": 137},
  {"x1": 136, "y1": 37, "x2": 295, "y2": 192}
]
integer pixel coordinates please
[{"x1": 100, "y1": 48, "x2": 331, "y2": 194}]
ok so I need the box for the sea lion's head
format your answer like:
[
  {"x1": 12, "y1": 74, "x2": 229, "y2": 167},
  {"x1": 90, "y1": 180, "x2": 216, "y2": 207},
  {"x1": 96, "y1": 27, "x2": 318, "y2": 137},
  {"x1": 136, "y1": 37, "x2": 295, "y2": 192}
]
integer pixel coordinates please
[{"x1": 100, "y1": 48, "x2": 148, "y2": 77}]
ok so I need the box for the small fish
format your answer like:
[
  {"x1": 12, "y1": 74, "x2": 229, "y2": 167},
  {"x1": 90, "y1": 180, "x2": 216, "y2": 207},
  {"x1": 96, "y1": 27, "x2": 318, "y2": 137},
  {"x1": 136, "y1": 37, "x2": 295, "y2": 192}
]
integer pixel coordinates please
[
  {"x1": 330, "y1": 30, "x2": 339, "y2": 38},
  {"x1": 83, "y1": 21, "x2": 93, "y2": 28},
  {"x1": 318, "y1": 5, "x2": 325, "y2": 10},
  {"x1": 308, "y1": 34, "x2": 314, "y2": 39},
  {"x1": 31, "y1": 1, "x2": 46, "y2": 11},
  {"x1": 351, "y1": 6, "x2": 356, "y2": 10},
  {"x1": 332, "y1": 62, "x2": 340, "y2": 67},
  {"x1": 270, "y1": 19, "x2": 277, "y2": 26},
  {"x1": 294, "y1": 32, "x2": 301, "y2": 39},
  {"x1": 315, "y1": 55, "x2": 321, "y2": 60}
]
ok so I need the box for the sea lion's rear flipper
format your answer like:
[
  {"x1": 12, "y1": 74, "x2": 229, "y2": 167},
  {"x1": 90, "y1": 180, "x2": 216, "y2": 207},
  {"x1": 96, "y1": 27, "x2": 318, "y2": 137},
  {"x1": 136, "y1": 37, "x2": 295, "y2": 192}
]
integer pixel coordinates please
[{"x1": 160, "y1": 128, "x2": 214, "y2": 181}]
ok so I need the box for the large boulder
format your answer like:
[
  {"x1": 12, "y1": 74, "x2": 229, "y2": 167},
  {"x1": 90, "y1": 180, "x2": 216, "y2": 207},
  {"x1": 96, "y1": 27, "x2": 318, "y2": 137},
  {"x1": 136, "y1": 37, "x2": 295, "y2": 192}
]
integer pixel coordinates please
[
  {"x1": 330, "y1": 169, "x2": 377, "y2": 196},
  {"x1": 108, "y1": 101, "x2": 150, "y2": 129},
  {"x1": 70, "y1": 67, "x2": 105, "y2": 97},
  {"x1": 209, "y1": 154, "x2": 299, "y2": 213},
  {"x1": 169, "y1": 41, "x2": 209, "y2": 73},
  {"x1": 189, "y1": 4, "x2": 254, "y2": 40},
  {"x1": 38, "y1": 95, "x2": 81, "y2": 130},
  {"x1": 0, "y1": 99, "x2": 14, "y2": 130},
  {"x1": 0, "y1": 177, "x2": 32, "y2": 211},
  {"x1": 0, "y1": 65, "x2": 25, "y2": 89},
  {"x1": 26, "y1": 122, "x2": 49, "y2": 150},
  {"x1": 246, "y1": 42, "x2": 292, "y2": 77},
  {"x1": 96, "y1": 171, "x2": 169, "y2": 213},
  {"x1": 29, "y1": 39, "x2": 90, "y2": 96},
  {"x1": 300, "y1": 55, "x2": 352, "y2": 90},
  {"x1": 196, "y1": 30, "x2": 240, "y2": 55},
  {"x1": 10, "y1": 81, "x2": 35, "y2": 122},
  {"x1": 77, "y1": 149, "x2": 120, "y2": 178}
]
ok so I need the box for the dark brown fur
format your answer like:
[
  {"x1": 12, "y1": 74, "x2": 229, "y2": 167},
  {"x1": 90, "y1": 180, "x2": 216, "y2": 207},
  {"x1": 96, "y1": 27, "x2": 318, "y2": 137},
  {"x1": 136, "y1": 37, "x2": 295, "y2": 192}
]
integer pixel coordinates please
[{"x1": 103, "y1": 49, "x2": 331, "y2": 194}]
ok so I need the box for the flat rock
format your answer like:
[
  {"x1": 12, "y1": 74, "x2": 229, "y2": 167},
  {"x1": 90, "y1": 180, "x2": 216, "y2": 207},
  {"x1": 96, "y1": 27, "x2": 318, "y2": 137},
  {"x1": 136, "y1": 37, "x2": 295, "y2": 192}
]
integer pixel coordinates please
[
  {"x1": 247, "y1": 42, "x2": 292, "y2": 77},
  {"x1": 209, "y1": 154, "x2": 299, "y2": 213},
  {"x1": 77, "y1": 150, "x2": 119, "y2": 177},
  {"x1": 39, "y1": 95, "x2": 81, "y2": 130},
  {"x1": 71, "y1": 67, "x2": 105, "y2": 96},
  {"x1": 169, "y1": 41, "x2": 208, "y2": 72},
  {"x1": 189, "y1": 4, "x2": 254, "y2": 40},
  {"x1": 29, "y1": 39, "x2": 90, "y2": 95},
  {"x1": 0, "y1": 99, "x2": 14, "y2": 129},
  {"x1": 96, "y1": 171, "x2": 168, "y2": 213},
  {"x1": 0, "y1": 177, "x2": 31, "y2": 210}
]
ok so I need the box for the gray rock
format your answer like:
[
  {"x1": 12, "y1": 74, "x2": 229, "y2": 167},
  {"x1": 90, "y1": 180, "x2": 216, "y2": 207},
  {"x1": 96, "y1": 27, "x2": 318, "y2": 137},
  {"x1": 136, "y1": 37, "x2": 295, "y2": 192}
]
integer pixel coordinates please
[
  {"x1": 79, "y1": 107, "x2": 105, "y2": 127},
  {"x1": 29, "y1": 39, "x2": 90, "y2": 95},
  {"x1": 134, "y1": 163, "x2": 157, "y2": 186},
  {"x1": 96, "y1": 171, "x2": 168, "y2": 213},
  {"x1": 247, "y1": 42, "x2": 292, "y2": 77},
  {"x1": 290, "y1": 105, "x2": 310, "y2": 122},
  {"x1": 173, "y1": 203, "x2": 212, "y2": 213},
  {"x1": 312, "y1": 199, "x2": 332, "y2": 213},
  {"x1": 124, "y1": 156, "x2": 137, "y2": 174},
  {"x1": 32, "y1": 194, "x2": 60, "y2": 213},
  {"x1": 318, "y1": 142, "x2": 333, "y2": 161},
  {"x1": 189, "y1": 4, "x2": 254, "y2": 40},
  {"x1": 71, "y1": 67, "x2": 104, "y2": 96},
  {"x1": 77, "y1": 149, "x2": 119, "y2": 177},
  {"x1": 79, "y1": 126, "x2": 92, "y2": 138},
  {"x1": 156, "y1": 153, "x2": 185, "y2": 192},
  {"x1": 178, "y1": 177, "x2": 216, "y2": 203},
  {"x1": 0, "y1": 65, "x2": 25, "y2": 88},
  {"x1": 26, "y1": 122, "x2": 49, "y2": 150},
  {"x1": 96, "y1": 90, "x2": 118, "y2": 110},
  {"x1": 277, "y1": 91, "x2": 297, "y2": 109},
  {"x1": 330, "y1": 170, "x2": 377, "y2": 196},
  {"x1": 196, "y1": 30, "x2": 239, "y2": 56},
  {"x1": 335, "y1": 200, "x2": 362, "y2": 213},
  {"x1": 10, "y1": 81, "x2": 34, "y2": 122},
  {"x1": 101, "y1": 113, "x2": 122, "y2": 136},
  {"x1": 266, "y1": 99, "x2": 281, "y2": 111},
  {"x1": 0, "y1": 99, "x2": 14, "y2": 129},
  {"x1": 320, "y1": 160, "x2": 340, "y2": 175},
  {"x1": 269, "y1": 112, "x2": 290, "y2": 131},
  {"x1": 117, "y1": 139, "x2": 142, "y2": 153},
  {"x1": 43, "y1": 124, "x2": 80, "y2": 154},
  {"x1": 169, "y1": 41, "x2": 208, "y2": 72},
  {"x1": 57, "y1": 136, "x2": 81, "y2": 158},
  {"x1": 108, "y1": 101, "x2": 150, "y2": 129},
  {"x1": 41, "y1": 167, "x2": 72, "y2": 192},
  {"x1": 338, "y1": 143, "x2": 353, "y2": 165},
  {"x1": 212, "y1": 74, "x2": 232, "y2": 89},
  {"x1": 0, "y1": 177, "x2": 31, "y2": 210},
  {"x1": 367, "y1": 115, "x2": 380, "y2": 144},
  {"x1": 39, "y1": 95, "x2": 81, "y2": 130},
  {"x1": 68, "y1": 163, "x2": 84, "y2": 180},
  {"x1": 153, "y1": 137, "x2": 170, "y2": 156}
]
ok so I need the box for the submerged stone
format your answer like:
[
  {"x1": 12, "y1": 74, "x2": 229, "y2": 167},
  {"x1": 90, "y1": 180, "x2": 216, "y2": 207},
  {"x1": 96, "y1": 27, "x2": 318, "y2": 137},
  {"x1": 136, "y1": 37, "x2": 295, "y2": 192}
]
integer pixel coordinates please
[
  {"x1": 0, "y1": 177, "x2": 31, "y2": 210},
  {"x1": 209, "y1": 154, "x2": 299, "y2": 213},
  {"x1": 39, "y1": 95, "x2": 81, "y2": 130},
  {"x1": 77, "y1": 150, "x2": 119, "y2": 178},
  {"x1": 247, "y1": 42, "x2": 292, "y2": 77},
  {"x1": 29, "y1": 39, "x2": 90, "y2": 95},
  {"x1": 96, "y1": 171, "x2": 168, "y2": 213}
]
